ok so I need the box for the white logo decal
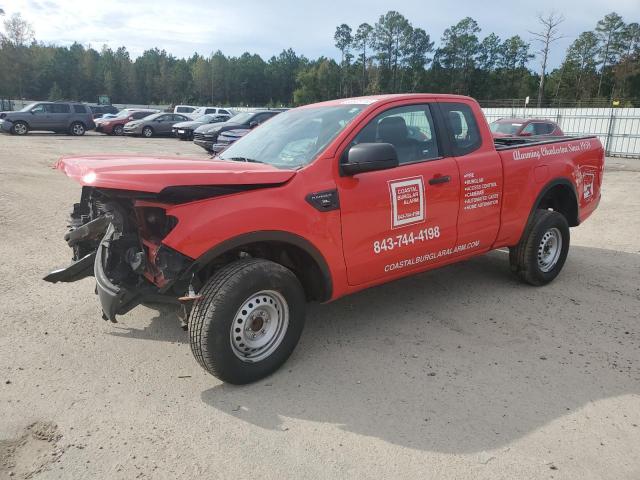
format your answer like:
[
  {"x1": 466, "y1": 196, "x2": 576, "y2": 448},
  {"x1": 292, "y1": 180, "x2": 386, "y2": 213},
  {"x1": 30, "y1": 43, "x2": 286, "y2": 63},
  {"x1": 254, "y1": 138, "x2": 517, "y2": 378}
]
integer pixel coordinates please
[
  {"x1": 388, "y1": 176, "x2": 425, "y2": 229},
  {"x1": 583, "y1": 172, "x2": 595, "y2": 200}
]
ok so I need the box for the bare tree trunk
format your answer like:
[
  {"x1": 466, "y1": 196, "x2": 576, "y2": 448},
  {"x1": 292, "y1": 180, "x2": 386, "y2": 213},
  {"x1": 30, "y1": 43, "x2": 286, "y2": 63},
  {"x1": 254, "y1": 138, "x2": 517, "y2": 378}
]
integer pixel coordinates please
[
  {"x1": 530, "y1": 12, "x2": 564, "y2": 108},
  {"x1": 596, "y1": 38, "x2": 610, "y2": 98}
]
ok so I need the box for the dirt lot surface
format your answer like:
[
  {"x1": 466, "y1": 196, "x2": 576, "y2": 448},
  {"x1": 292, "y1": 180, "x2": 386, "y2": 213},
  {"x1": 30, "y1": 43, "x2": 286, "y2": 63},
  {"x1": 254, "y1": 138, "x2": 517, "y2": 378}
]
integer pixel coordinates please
[{"x1": 1, "y1": 132, "x2": 639, "y2": 479}]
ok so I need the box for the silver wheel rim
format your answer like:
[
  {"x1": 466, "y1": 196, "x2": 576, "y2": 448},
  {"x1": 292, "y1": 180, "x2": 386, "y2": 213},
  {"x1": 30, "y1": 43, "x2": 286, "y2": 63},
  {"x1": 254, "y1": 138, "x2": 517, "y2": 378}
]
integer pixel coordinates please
[
  {"x1": 143, "y1": 128, "x2": 152, "y2": 137},
  {"x1": 72, "y1": 123, "x2": 84, "y2": 135},
  {"x1": 230, "y1": 290, "x2": 289, "y2": 363},
  {"x1": 114, "y1": 126, "x2": 123, "y2": 135},
  {"x1": 14, "y1": 123, "x2": 27, "y2": 134},
  {"x1": 538, "y1": 227, "x2": 562, "y2": 272}
]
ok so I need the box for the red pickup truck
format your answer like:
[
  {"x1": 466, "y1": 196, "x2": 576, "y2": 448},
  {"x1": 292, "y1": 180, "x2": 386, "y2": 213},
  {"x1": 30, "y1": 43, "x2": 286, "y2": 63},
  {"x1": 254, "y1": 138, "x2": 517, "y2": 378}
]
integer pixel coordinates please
[{"x1": 45, "y1": 94, "x2": 604, "y2": 384}]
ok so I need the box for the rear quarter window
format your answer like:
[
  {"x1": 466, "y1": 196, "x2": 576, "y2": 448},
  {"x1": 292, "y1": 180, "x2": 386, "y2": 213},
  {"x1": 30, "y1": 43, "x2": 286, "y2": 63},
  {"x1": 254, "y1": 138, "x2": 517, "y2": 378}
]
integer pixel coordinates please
[{"x1": 440, "y1": 103, "x2": 481, "y2": 156}]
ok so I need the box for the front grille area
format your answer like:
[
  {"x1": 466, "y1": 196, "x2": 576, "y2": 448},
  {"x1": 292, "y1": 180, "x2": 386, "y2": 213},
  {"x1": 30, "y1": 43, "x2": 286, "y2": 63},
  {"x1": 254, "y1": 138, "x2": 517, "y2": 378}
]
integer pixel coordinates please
[{"x1": 193, "y1": 132, "x2": 214, "y2": 141}]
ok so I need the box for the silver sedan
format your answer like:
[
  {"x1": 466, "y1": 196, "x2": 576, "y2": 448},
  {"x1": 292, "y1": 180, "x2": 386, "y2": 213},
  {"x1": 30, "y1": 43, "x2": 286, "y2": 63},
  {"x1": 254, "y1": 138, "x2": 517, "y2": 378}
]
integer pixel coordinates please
[{"x1": 123, "y1": 112, "x2": 190, "y2": 138}]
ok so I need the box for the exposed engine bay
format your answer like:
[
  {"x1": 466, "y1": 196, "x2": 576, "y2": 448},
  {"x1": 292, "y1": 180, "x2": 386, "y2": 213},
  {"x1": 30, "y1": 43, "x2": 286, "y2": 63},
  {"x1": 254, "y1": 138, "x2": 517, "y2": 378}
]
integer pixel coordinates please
[{"x1": 44, "y1": 186, "x2": 193, "y2": 321}]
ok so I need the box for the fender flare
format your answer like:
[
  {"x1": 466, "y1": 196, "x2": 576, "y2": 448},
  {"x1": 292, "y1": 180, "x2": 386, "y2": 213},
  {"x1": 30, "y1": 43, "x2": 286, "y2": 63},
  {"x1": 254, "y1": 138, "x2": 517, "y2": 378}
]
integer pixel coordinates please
[
  {"x1": 187, "y1": 230, "x2": 333, "y2": 301},
  {"x1": 528, "y1": 177, "x2": 579, "y2": 227}
]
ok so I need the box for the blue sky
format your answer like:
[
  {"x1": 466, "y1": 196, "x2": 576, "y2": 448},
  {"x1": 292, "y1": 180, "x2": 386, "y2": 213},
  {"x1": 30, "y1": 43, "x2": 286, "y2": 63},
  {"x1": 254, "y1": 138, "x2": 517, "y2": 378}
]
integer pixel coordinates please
[{"x1": 4, "y1": 0, "x2": 640, "y2": 69}]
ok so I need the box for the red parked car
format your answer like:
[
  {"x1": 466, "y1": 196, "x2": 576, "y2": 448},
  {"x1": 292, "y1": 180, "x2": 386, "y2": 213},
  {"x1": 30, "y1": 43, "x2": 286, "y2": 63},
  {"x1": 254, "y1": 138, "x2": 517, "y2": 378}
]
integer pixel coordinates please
[
  {"x1": 490, "y1": 118, "x2": 563, "y2": 138},
  {"x1": 94, "y1": 109, "x2": 158, "y2": 135},
  {"x1": 46, "y1": 94, "x2": 603, "y2": 384}
]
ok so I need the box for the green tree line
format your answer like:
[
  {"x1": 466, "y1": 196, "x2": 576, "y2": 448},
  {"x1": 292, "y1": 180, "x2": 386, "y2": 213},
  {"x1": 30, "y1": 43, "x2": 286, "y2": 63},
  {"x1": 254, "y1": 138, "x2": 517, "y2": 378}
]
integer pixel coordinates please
[{"x1": 0, "y1": 10, "x2": 638, "y2": 107}]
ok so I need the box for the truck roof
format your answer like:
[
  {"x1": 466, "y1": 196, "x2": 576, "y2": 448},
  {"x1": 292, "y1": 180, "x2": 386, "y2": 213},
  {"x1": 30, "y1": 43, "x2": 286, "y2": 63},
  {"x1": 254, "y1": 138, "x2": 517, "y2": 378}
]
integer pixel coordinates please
[{"x1": 301, "y1": 93, "x2": 475, "y2": 109}]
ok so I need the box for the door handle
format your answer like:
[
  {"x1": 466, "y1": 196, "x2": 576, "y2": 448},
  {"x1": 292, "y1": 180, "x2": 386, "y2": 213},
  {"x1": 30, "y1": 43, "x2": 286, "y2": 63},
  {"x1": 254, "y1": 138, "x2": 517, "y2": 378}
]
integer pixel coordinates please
[{"x1": 428, "y1": 175, "x2": 451, "y2": 185}]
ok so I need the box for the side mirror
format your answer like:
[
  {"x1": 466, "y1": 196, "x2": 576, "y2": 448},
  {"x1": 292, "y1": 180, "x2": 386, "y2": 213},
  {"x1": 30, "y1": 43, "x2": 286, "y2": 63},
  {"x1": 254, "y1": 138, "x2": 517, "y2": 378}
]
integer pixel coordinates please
[
  {"x1": 249, "y1": 121, "x2": 259, "y2": 128},
  {"x1": 341, "y1": 143, "x2": 399, "y2": 176},
  {"x1": 30, "y1": 110, "x2": 36, "y2": 114},
  {"x1": 520, "y1": 131, "x2": 532, "y2": 137}
]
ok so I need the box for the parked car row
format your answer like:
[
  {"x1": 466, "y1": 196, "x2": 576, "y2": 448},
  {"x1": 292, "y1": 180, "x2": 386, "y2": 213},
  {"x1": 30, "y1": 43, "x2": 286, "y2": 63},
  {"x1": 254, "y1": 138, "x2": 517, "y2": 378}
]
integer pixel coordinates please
[
  {"x1": 94, "y1": 108, "x2": 160, "y2": 135},
  {"x1": 172, "y1": 113, "x2": 233, "y2": 139},
  {"x1": 0, "y1": 100, "x2": 283, "y2": 155},
  {"x1": 193, "y1": 109, "x2": 284, "y2": 153}
]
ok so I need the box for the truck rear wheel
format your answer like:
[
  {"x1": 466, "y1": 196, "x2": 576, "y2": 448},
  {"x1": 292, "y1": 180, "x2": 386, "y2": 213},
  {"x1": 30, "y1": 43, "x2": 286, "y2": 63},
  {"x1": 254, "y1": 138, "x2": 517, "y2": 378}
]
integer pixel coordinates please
[
  {"x1": 509, "y1": 209, "x2": 570, "y2": 286},
  {"x1": 189, "y1": 258, "x2": 306, "y2": 384}
]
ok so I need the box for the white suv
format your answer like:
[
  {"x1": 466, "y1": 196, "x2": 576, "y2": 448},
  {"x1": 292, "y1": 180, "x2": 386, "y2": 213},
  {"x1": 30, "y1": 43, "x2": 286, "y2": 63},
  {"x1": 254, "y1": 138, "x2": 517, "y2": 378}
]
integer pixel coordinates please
[{"x1": 190, "y1": 106, "x2": 234, "y2": 119}]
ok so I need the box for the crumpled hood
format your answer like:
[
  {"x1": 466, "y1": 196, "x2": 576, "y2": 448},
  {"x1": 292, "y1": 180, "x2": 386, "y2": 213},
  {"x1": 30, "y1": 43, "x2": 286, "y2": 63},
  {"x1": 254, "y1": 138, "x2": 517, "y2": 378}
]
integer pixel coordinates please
[{"x1": 55, "y1": 155, "x2": 297, "y2": 192}]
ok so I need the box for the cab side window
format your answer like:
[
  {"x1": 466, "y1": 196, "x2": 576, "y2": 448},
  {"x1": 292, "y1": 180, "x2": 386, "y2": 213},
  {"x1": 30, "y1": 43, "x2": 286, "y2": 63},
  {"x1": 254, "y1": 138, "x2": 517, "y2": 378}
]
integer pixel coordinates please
[
  {"x1": 350, "y1": 104, "x2": 439, "y2": 165},
  {"x1": 521, "y1": 123, "x2": 536, "y2": 135},
  {"x1": 440, "y1": 102, "x2": 481, "y2": 155},
  {"x1": 31, "y1": 104, "x2": 46, "y2": 114}
]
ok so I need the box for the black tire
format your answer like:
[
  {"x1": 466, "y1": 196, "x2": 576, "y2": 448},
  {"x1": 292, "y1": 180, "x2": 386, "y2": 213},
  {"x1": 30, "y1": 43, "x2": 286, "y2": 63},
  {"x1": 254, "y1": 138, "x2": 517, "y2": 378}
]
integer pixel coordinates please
[
  {"x1": 11, "y1": 121, "x2": 29, "y2": 135},
  {"x1": 509, "y1": 209, "x2": 570, "y2": 286},
  {"x1": 112, "y1": 125, "x2": 124, "y2": 136},
  {"x1": 69, "y1": 122, "x2": 86, "y2": 136},
  {"x1": 189, "y1": 258, "x2": 306, "y2": 384},
  {"x1": 142, "y1": 126, "x2": 153, "y2": 138}
]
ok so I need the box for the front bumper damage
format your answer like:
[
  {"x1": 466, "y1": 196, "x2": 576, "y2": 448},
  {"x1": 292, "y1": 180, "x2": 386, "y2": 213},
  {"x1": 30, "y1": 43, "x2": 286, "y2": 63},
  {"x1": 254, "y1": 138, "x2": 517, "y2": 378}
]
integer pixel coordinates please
[{"x1": 44, "y1": 188, "x2": 193, "y2": 321}]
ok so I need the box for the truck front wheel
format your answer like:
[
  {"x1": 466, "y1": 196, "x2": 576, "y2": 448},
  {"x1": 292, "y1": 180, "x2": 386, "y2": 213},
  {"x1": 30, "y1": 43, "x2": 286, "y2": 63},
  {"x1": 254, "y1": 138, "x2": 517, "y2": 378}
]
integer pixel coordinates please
[
  {"x1": 189, "y1": 258, "x2": 306, "y2": 384},
  {"x1": 509, "y1": 209, "x2": 570, "y2": 286}
]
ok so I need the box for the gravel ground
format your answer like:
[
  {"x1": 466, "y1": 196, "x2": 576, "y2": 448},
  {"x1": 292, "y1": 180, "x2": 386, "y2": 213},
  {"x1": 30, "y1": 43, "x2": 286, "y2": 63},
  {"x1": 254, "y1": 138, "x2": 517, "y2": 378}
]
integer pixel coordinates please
[{"x1": 1, "y1": 132, "x2": 639, "y2": 479}]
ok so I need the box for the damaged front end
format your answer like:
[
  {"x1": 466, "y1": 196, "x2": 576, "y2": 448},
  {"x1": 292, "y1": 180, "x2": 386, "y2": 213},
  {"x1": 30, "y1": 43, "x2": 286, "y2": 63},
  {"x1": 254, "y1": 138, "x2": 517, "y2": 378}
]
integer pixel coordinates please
[{"x1": 44, "y1": 187, "x2": 193, "y2": 321}]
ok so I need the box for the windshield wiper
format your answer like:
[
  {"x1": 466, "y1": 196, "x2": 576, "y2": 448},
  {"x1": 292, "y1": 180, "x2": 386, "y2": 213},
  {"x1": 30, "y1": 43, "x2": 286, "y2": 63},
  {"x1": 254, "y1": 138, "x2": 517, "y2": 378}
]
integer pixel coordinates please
[{"x1": 227, "y1": 157, "x2": 265, "y2": 164}]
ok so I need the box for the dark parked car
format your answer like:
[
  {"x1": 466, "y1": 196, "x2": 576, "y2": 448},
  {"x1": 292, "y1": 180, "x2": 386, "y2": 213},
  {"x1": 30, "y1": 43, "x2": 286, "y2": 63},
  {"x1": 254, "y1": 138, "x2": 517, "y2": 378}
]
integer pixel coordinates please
[
  {"x1": 490, "y1": 118, "x2": 564, "y2": 138},
  {"x1": 89, "y1": 104, "x2": 120, "y2": 119},
  {"x1": 123, "y1": 112, "x2": 190, "y2": 138},
  {"x1": 172, "y1": 113, "x2": 232, "y2": 140},
  {"x1": 95, "y1": 109, "x2": 158, "y2": 135},
  {"x1": 210, "y1": 128, "x2": 251, "y2": 154},
  {"x1": 0, "y1": 101, "x2": 95, "y2": 136},
  {"x1": 193, "y1": 110, "x2": 281, "y2": 152}
]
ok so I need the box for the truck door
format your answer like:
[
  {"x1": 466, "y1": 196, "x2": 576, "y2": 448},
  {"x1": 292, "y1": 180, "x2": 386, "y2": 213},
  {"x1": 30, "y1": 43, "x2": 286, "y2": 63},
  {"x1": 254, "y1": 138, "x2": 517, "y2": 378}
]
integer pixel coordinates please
[
  {"x1": 439, "y1": 101, "x2": 503, "y2": 251},
  {"x1": 337, "y1": 103, "x2": 460, "y2": 286}
]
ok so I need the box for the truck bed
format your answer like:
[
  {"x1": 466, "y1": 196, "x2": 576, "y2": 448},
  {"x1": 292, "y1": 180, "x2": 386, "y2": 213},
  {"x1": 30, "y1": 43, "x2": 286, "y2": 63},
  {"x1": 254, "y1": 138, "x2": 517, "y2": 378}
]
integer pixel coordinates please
[{"x1": 494, "y1": 135, "x2": 598, "y2": 150}]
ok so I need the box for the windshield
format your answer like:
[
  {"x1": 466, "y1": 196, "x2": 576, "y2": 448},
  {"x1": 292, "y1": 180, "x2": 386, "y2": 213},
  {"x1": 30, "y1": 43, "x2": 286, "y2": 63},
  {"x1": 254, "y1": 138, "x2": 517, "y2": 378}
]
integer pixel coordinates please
[
  {"x1": 490, "y1": 121, "x2": 522, "y2": 135},
  {"x1": 20, "y1": 103, "x2": 38, "y2": 112},
  {"x1": 199, "y1": 114, "x2": 219, "y2": 122},
  {"x1": 219, "y1": 105, "x2": 365, "y2": 169},
  {"x1": 228, "y1": 112, "x2": 255, "y2": 124}
]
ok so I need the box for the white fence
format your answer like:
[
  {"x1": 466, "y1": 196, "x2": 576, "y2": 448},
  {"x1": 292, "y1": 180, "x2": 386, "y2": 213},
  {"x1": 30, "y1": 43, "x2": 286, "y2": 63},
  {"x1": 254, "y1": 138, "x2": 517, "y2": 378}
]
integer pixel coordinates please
[{"x1": 482, "y1": 107, "x2": 640, "y2": 158}]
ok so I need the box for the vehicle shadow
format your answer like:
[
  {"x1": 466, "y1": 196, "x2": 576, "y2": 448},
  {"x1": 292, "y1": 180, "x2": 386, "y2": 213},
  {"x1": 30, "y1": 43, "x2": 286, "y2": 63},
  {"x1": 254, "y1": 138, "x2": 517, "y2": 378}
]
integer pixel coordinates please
[
  {"x1": 197, "y1": 246, "x2": 640, "y2": 453},
  {"x1": 109, "y1": 304, "x2": 186, "y2": 343}
]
